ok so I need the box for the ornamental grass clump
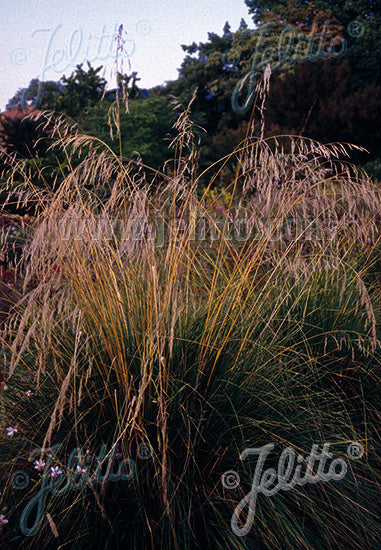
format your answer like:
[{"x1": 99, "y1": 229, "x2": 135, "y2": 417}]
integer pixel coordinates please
[{"x1": 0, "y1": 78, "x2": 380, "y2": 549}]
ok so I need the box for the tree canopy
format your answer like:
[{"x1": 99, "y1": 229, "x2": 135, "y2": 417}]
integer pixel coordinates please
[
  {"x1": 244, "y1": 0, "x2": 381, "y2": 88},
  {"x1": 2, "y1": 3, "x2": 380, "y2": 183},
  {"x1": 245, "y1": 0, "x2": 380, "y2": 26}
]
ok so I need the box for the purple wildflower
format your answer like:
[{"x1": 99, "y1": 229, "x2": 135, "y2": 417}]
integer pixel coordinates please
[
  {"x1": 34, "y1": 459, "x2": 46, "y2": 471},
  {"x1": 50, "y1": 466, "x2": 63, "y2": 478},
  {"x1": 0, "y1": 515, "x2": 8, "y2": 526}
]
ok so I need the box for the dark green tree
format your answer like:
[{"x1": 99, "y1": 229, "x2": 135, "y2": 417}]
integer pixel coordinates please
[
  {"x1": 239, "y1": 18, "x2": 249, "y2": 30},
  {"x1": 245, "y1": 0, "x2": 380, "y2": 26},
  {"x1": 50, "y1": 62, "x2": 107, "y2": 120},
  {"x1": 116, "y1": 71, "x2": 142, "y2": 100},
  {"x1": 6, "y1": 79, "x2": 63, "y2": 110},
  {"x1": 0, "y1": 114, "x2": 51, "y2": 159},
  {"x1": 5, "y1": 64, "x2": 108, "y2": 121},
  {"x1": 82, "y1": 95, "x2": 177, "y2": 170},
  {"x1": 265, "y1": 58, "x2": 381, "y2": 160},
  {"x1": 244, "y1": 0, "x2": 381, "y2": 87},
  {"x1": 165, "y1": 22, "x2": 243, "y2": 133}
]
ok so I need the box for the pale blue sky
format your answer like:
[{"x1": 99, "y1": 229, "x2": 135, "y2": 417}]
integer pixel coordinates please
[{"x1": 0, "y1": 0, "x2": 251, "y2": 110}]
